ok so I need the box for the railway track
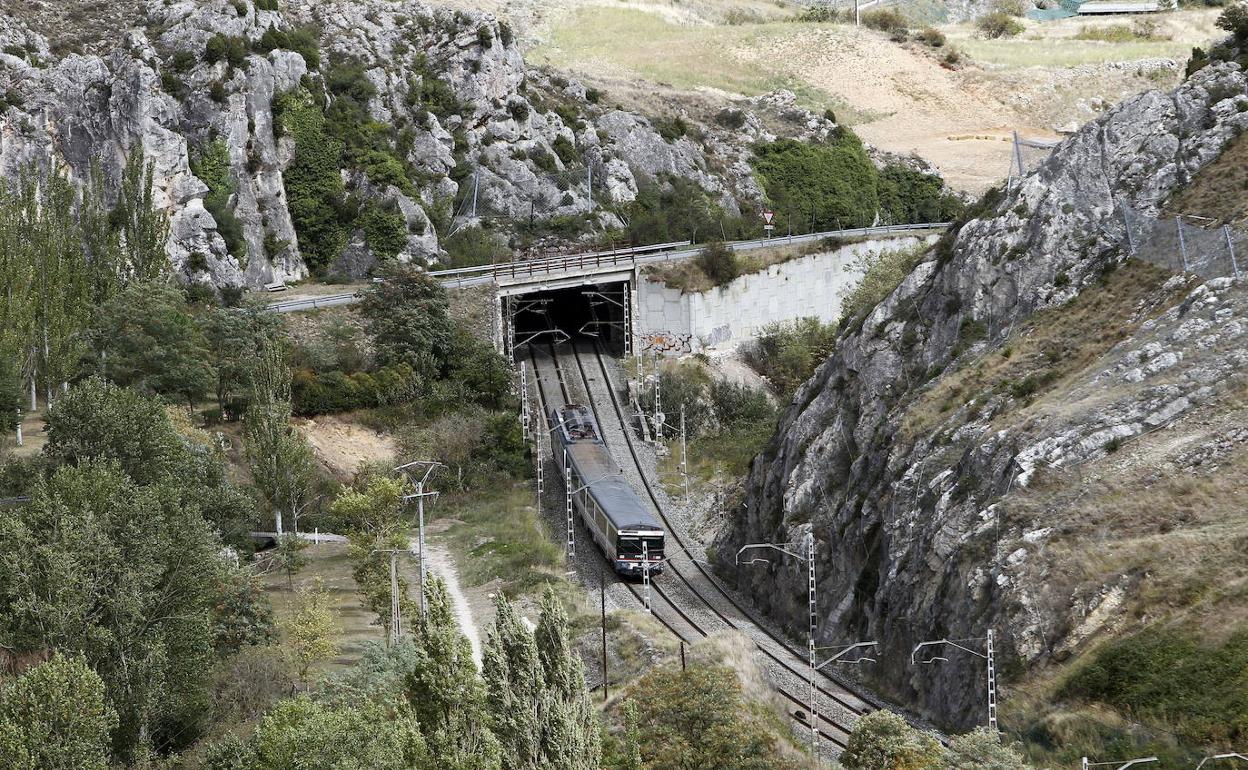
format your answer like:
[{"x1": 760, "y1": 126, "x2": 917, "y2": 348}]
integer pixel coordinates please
[{"x1": 527, "y1": 338, "x2": 873, "y2": 752}]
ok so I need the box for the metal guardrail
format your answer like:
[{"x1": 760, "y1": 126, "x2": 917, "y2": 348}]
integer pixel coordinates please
[{"x1": 267, "y1": 223, "x2": 949, "y2": 313}]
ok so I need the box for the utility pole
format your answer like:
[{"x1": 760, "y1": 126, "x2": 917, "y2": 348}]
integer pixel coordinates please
[
  {"x1": 395, "y1": 461, "x2": 444, "y2": 620},
  {"x1": 470, "y1": 170, "x2": 480, "y2": 220},
  {"x1": 679, "y1": 403, "x2": 689, "y2": 506},
  {"x1": 389, "y1": 549, "x2": 401, "y2": 645},
  {"x1": 14, "y1": 408, "x2": 21, "y2": 447},
  {"x1": 1225, "y1": 225, "x2": 1240, "y2": 279},
  {"x1": 564, "y1": 447, "x2": 575, "y2": 559},
  {"x1": 1177, "y1": 217, "x2": 1190, "y2": 273},
  {"x1": 652, "y1": 351, "x2": 663, "y2": 443},
  {"x1": 519, "y1": 361, "x2": 531, "y2": 440},
  {"x1": 911, "y1": 631, "x2": 999, "y2": 730},
  {"x1": 600, "y1": 570, "x2": 609, "y2": 702},
  {"x1": 372, "y1": 547, "x2": 407, "y2": 646},
  {"x1": 736, "y1": 540, "x2": 820, "y2": 763}
]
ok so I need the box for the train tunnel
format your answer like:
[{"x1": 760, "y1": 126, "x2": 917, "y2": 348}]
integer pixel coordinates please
[{"x1": 507, "y1": 279, "x2": 630, "y2": 358}]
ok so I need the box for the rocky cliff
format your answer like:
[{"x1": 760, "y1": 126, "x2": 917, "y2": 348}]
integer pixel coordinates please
[
  {"x1": 0, "y1": 0, "x2": 852, "y2": 289},
  {"x1": 718, "y1": 60, "x2": 1248, "y2": 729}
]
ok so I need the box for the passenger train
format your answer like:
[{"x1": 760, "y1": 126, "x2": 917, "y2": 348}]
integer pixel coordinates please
[{"x1": 551, "y1": 404, "x2": 665, "y2": 576}]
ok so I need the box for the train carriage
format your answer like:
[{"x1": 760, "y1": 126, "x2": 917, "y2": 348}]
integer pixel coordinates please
[{"x1": 551, "y1": 404, "x2": 665, "y2": 576}]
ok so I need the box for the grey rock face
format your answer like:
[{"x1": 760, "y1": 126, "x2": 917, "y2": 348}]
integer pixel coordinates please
[
  {"x1": 718, "y1": 62, "x2": 1248, "y2": 729},
  {"x1": 0, "y1": 0, "x2": 948, "y2": 286}
]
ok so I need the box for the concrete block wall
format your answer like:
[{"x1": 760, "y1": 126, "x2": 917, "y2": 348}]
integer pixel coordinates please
[{"x1": 635, "y1": 235, "x2": 935, "y2": 354}]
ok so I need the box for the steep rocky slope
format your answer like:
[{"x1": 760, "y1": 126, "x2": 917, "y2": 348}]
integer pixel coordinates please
[
  {"x1": 0, "y1": 0, "x2": 848, "y2": 289},
  {"x1": 718, "y1": 59, "x2": 1248, "y2": 732}
]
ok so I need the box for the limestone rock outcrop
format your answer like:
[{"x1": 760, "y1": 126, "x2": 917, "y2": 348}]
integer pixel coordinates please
[
  {"x1": 717, "y1": 61, "x2": 1248, "y2": 729},
  {"x1": 0, "y1": 0, "x2": 848, "y2": 288}
]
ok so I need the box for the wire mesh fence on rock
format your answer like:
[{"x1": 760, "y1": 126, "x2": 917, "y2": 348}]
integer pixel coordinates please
[
  {"x1": 1006, "y1": 132, "x2": 1061, "y2": 193},
  {"x1": 1122, "y1": 205, "x2": 1245, "y2": 280}
]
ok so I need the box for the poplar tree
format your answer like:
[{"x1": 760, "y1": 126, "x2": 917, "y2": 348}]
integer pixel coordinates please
[
  {"x1": 534, "y1": 588, "x2": 602, "y2": 770},
  {"x1": 114, "y1": 152, "x2": 171, "y2": 284},
  {"x1": 482, "y1": 593, "x2": 544, "y2": 769},
  {"x1": 406, "y1": 575, "x2": 502, "y2": 770},
  {"x1": 244, "y1": 340, "x2": 317, "y2": 534}
]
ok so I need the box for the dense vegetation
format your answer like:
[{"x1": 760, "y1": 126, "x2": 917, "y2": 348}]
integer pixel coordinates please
[
  {"x1": 750, "y1": 134, "x2": 963, "y2": 234},
  {"x1": 1062, "y1": 627, "x2": 1248, "y2": 747},
  {"x1": 0, "y1": 154, "x2": 169, "y2": 410}
]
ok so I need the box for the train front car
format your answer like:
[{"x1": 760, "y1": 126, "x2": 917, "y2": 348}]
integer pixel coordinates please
[{"x1": 552, "y1": 404, "x2": 666, "y2": 577}]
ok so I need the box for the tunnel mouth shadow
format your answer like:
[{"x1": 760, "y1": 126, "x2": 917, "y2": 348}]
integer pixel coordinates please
[{"x1": 509, "y1": 280, "x2": 628, "y2": 357}]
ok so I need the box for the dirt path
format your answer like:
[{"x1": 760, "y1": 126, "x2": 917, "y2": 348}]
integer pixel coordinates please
[{"x1": 413, "y1": 538, "x2": 485, "y2": 664}]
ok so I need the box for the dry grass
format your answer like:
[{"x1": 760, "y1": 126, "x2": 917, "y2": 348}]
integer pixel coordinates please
[
  {"x1": 943, "y1": 9, "x2": 1221, "y2": 69},
  {"x1": 899, "y1": 259, "x2": 1180, "y2": 444},
  {"x1": 529, "y1": 8, "x2": 858, "y2": 116},
  {"x1": 1165, "y1": 132, "x2": 1248, "y2": 227},
  {"x1": 1010, "y1": 417, "x2": 1248, "y2": 643}
]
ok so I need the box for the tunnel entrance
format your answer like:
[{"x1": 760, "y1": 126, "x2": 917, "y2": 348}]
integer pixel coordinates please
[{"x1": 506, "y1": 280, "x2": 630, "y2": 359}]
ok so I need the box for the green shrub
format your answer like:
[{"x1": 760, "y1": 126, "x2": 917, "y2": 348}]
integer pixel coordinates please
[
  {"x1": 694, "y1": 241, "x2": 740, "y2": 286},
  {"x1": 161, "y1": 72, "x2": 188, "y2": 100},
  {"x1": 442, "y1": 226, "x2": 510, "y2": 269},
  {"x1": 508, "y1": 99, "x2": 530, "y2": 122},
  {"x1": 840, "y1": 711, "x2": 944, "y2": 770},
  {"x1": 477, "y1": 25, "x2": 494, "y2": 48},
  {"x1": 253, "y1": 25, "x2": 321, "y2": 69},
  {"x1": 498, "y1": 21, "x2": 514, "y2": 46},
  {"x1": 751, "y1": 135, "x2": 879, "y2": 232},
  {"x1": 715, "y1": 108, "x2": 747, "y2": 129},
  {"x1": 0, "y1": 356, "x2": 18, "y2": 431},
  {"x1": 551, "y1": 134, "x2": 580, "y2": 165},
  {"x1": 795, "y1": 7, "x2": 845, "y2": 22},
  {"x1": 976, "y1": 11, "x2": 1024, "y2": 39},
  {"x1": 356, "y1": 201, "x2": 408, "y2": 260},
  {"x1": 190, "y1": 138, "x2": 247, "y2": 259},
  {"x1": 745, "y1": 317, "x2": 838, "y2": 399},
  {"x1": 204, "y1": 34, "x2": 249, "y2": 67},
  {"x1": 292, "y1": 363, "x2": 420, "y2": 415},
  {"x1": 709, "y1": 380, "x2": 774, "y2": 429},
  {"x1": 621, "y1": 177, "x2": 753, "y2": 246},
  {"x1": 655, "y1": 116, "x2": 689, "y2": 141},
  {"x1": 274, "y1": 87, "x2": 349, "y2": 272},
  {"x1": 877, "y1": 164, "x2": 964, "y2": 223},
  {"x1": 1062, "y1": 627, "x2": 1248, "y2": 744},
  {"x1": 861, "y1": 8, "x2": 909, "y2": 33},
  {"x1": 839, "y1": 246, "x2": 926, "y2": 325},
  {"x1": 170, "y1": 50, "x2": 196, "y2": 72},
  {"x1": 1217, "y1": 2, "x2": 1248, "y2": 39},
  {"x1": 255, "y1": 0, "x2": 279, "y2": 9},
  {"x1": 408, "y1": 55, "x2": 461, "y2": 119},
  {"x1": 916, "y1": 27, "x2": 946, "y2": 47},
  {"x1": 613, "y1": 664, "x2": 804, "y2": 770}
]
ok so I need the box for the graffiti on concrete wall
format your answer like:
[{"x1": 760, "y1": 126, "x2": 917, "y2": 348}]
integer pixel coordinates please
[
  {"x1": 640, "y1": 331, "x2": 694, "y2": 354},
  {"x1": 705, "y1": 324, "x2": 732, "y2": 347}
]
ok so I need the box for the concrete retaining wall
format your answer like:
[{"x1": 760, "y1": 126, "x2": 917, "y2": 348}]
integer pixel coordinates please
[{"x1": 635, "y1": 236, "x2": 935, "y2": 354}]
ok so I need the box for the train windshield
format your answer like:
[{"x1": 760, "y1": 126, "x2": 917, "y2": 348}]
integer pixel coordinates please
[{"x1": 617, "y1": 533, "x2": 664, "y2": 558}]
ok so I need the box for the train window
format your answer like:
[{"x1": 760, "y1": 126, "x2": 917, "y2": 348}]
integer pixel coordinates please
[{"x1": 617, "y1": 534, "x2": 664, "y2": 557}]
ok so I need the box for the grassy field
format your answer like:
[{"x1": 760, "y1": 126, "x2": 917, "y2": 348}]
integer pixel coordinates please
[
  {"x1": 257, "y1": 541, "x2": 389, "y2": 673},
  {"x1": 530, "y1": 8, "x2": 861, "y2": 118},
  {"x1": 436, "y1": 482, "x2": 571, "y2": 597}
]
